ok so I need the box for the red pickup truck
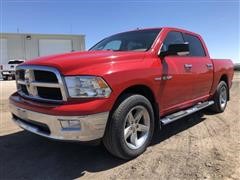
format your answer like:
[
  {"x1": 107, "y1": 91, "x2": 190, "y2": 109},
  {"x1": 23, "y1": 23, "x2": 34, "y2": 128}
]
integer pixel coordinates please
[{"x1": 9, "y1": 27, "x2": 234, "y2": 159}]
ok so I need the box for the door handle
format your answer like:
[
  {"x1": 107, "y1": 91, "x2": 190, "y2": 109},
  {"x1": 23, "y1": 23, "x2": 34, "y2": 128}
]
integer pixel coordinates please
[
  {"x1": 184, "y1": 64, "x2": 192, "y2": 69},
  {"x1": 206, "y1": 64, "x2": 213, "y2": 69}
]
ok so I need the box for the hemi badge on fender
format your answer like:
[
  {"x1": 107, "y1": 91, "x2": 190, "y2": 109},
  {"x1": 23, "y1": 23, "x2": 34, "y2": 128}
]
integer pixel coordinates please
[
  {"x1": 162, "y1": 75, "x2": 173, "y2": 80},
  {"x1": 154, "y1": 77, "x2": 162, "y2": 81},
  {"x1": 155, "y1": 75, "x2": 172, "y2": 81}
]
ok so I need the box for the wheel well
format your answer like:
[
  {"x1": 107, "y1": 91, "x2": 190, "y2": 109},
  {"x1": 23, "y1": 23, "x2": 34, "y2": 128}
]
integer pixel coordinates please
[
  {"x1": 219, "y1": 74, "x2": 229, "y2": 100},
  {"x1": 220, "y1": 74, "x2": 228, "y2": 87},
  {"x1": 112, "y1": 85, "x2": 160, "y2": 126}
]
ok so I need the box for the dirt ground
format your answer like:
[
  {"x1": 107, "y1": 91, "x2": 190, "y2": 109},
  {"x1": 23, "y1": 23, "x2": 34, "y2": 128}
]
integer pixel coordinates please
[{"x1": 0, "y1": 72, "x2": 239, "y2": 180}]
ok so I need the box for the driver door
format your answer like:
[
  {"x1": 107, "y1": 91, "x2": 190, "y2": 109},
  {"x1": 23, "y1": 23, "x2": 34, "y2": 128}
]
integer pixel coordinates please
[{"x1": 158, "y1": 31, "x2": 194, "y2": 113}]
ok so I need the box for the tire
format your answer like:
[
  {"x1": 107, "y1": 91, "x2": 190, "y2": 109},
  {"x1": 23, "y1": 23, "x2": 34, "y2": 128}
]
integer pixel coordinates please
[
  {"x1": 210, "y1": 81, "x2": 228, "y2": 113},
  {"x1": 103, "y1": 94, "x2": 155, "y2": 159},
  {"x1": 2, "y1": 76, "x2": 8, "y2": 80}
]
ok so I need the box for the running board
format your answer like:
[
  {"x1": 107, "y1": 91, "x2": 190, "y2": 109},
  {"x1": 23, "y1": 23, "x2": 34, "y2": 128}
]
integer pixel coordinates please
[{"x1": 160, "y1": 101, "x2": 214, "y2": 125}]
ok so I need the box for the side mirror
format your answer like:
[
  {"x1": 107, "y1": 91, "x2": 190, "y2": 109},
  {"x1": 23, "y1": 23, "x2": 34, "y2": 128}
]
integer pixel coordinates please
[{"x1": 159, "y1": 43, "x2": 190, "y2": 58}]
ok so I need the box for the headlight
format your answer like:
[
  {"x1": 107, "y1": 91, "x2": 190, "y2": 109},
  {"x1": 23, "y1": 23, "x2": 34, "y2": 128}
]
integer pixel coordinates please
[{"x1": 65, "y1": 76, "x2": 112, "y2": 98}]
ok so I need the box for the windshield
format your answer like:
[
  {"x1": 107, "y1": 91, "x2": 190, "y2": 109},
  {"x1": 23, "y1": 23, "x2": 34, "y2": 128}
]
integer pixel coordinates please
[{"x1": 90, "y1": 29, "x2": 161, "y2": 52}]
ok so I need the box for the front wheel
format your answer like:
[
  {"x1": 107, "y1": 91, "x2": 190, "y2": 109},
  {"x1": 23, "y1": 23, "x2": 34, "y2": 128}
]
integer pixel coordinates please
[
  {"x1": 103, "y1": 94, "x2": 155, "y2": 159},
  {"x1": 2, "y1": 76, "x2": 8, "y2": 80}
]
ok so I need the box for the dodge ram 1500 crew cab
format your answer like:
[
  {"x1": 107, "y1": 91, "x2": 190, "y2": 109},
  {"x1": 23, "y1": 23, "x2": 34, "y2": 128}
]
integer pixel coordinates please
[{"x1": 9, "y1": 27, "x2": 234, "y2": 159}]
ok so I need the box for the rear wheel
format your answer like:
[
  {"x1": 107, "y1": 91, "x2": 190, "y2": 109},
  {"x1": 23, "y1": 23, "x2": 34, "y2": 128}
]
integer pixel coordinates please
[
  {"x1": 103, "y1": 94, "x2": 155, "y2": 159},
  {"x1": 210, "y1": 81, "x2": 228, "y2": 113}
]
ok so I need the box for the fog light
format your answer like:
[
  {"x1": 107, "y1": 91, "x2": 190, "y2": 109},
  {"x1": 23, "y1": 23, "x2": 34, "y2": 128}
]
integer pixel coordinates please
[{"x1": 59, "y1": 119, "x2": 81, "y2": 130}]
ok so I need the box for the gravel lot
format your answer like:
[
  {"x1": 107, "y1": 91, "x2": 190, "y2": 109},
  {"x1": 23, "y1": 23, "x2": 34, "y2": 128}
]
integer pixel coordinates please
[{"x1": 0, "y1": 72, "x2": 239, "y2": 180}]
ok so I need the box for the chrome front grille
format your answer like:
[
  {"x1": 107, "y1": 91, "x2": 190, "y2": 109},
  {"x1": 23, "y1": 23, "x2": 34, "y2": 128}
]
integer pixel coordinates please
[{"x1": 16, "y1": 65, "x2": 67, "y2": 102}]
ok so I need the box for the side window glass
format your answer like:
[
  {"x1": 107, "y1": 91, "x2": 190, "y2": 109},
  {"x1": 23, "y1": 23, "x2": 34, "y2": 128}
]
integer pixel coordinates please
[
  {"x1": 103, "y1": 40, "x2": 122, "y2": 51},
  {"x1": 183, "y1": 34, "x2": 206, "y2": 56},
  {"x1": 161, "y1": 32, "x2": 184, "y2": 52}
]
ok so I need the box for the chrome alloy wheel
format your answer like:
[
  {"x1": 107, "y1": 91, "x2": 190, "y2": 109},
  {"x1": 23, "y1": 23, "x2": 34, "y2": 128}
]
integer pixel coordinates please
[
  {"x1": 219, "y1": 86, "x2": 227, "y2": 109},
  {"x1": 124, "y1": 105, "x2": 150, "y2": 150}
]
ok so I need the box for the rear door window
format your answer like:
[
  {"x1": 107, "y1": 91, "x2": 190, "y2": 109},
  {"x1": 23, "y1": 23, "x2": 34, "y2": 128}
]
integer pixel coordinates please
[{"x1": 183, "y1": 34, "x2": 206, "y2": 56}]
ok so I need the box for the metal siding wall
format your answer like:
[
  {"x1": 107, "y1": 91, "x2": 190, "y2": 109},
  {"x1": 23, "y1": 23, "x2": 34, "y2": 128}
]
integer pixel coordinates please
[
  {"x1": 72, "y1": 38, "x2": 80, "y2": 51},
  {"x1": 1, "y1": 33, "x2": 85, "y2": 63},
  {"x1": 0, "y1": 39, "x2": 8, "y2": 64},
  {"x1": 39, "y1": 39, "x2": 72, "y2": 56},
  {"x1": 6, "y1": 35, "x2": 25, "y2": 61},
  {"x1": 25, "y1": 37, "x2": 39, "y2": 60},
  {"x1": 72, "y1": 36, "x2": 85, "y2": 51},
  {"x1": 81, "y1": 36, "x2": 86, "y2": 50}
]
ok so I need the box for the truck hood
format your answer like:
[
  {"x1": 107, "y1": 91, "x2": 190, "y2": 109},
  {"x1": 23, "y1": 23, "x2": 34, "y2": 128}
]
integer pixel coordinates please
[{"x1": 23, "y1": 50, "x2": 146, "y2": 75}]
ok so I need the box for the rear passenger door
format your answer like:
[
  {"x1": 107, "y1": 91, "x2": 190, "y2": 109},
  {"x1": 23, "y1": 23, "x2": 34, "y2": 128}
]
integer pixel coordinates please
[{"x1": 182, "y1": 33, "x2": 213, "y2": 99}]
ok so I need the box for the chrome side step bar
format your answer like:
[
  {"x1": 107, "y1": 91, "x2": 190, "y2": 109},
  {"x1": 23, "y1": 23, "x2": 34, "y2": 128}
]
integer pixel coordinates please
[{"x1": 160, "y1": 101, "x2": 214, "y2": 125}]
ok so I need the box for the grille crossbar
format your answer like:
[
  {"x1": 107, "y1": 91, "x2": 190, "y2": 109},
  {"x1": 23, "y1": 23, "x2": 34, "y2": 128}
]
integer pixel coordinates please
[{"x1": 17, "y1": 80, "x2": 60, "y2": 88}]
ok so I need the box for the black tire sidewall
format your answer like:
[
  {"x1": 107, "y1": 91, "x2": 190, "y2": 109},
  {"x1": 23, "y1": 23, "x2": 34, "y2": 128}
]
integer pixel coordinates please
[
  {"x1": 111, "y1": 95, "x2": 155, "y2": 158},
  {"x1": 214, "y1": 81, "x2": 228, "y2": 112}
]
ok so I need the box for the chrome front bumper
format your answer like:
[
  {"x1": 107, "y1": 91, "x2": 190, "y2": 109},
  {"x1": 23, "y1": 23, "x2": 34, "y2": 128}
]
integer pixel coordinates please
[{"x1": 9, "y1": 103, "x2": 109, "y2": 141}]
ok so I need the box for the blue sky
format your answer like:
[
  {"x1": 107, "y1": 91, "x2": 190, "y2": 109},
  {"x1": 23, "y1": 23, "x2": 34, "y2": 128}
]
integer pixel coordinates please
[{"x1": 1, "y1": 0, "x2": 239, "y2": 63}]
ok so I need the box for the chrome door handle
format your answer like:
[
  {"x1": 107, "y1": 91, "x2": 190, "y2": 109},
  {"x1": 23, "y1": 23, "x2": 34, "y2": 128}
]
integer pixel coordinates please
[
  {"x1": 184, "y1": 64, "x2": 192, "y2": 69},
  {"x1": 206, "y1": 64, "x2": 213, "y2": 69}
]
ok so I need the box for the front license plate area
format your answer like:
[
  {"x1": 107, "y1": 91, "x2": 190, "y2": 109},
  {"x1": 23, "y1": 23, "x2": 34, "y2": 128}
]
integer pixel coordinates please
[{"x1": 17, "y1": 108, "x2": 28, "y2": 120}]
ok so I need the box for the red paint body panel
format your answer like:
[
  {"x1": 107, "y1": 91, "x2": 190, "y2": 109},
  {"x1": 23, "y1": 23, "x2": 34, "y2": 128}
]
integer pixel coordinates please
[
  {"x1": 10, "y1": 27, "x2": 234, "y2": 118},
  {"x1": 210, "y1": 59, "x2": 234, "y2": 94}
]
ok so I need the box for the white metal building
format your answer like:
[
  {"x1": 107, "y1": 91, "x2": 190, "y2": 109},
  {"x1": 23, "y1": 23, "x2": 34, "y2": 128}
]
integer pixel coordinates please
[{"x1": 0, "y1": 33, "x2": 85, "y2": 65}]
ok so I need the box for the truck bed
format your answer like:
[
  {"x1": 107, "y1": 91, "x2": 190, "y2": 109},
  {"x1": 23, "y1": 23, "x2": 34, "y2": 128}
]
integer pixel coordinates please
[{"x1": 211, "y1": 59, "x2": 234, "y2": 95}]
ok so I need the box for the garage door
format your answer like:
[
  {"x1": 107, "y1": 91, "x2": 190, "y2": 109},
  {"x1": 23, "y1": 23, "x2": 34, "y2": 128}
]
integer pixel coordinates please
[
  {"x1": 39, "y1": 39, "x2": 72, "y2": 56},
  {"x1": 0, "y1": 39, "x2": 8, "y2": 64}
]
